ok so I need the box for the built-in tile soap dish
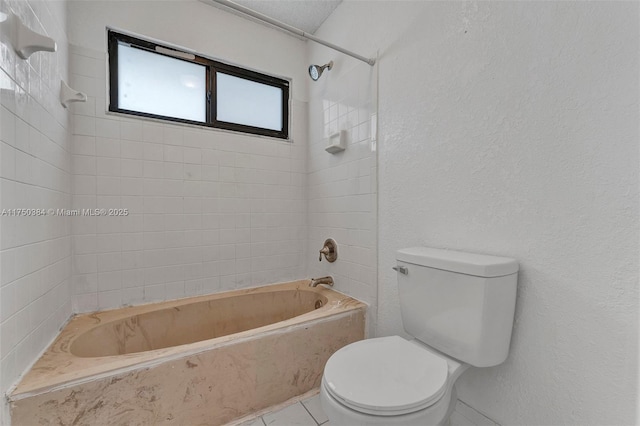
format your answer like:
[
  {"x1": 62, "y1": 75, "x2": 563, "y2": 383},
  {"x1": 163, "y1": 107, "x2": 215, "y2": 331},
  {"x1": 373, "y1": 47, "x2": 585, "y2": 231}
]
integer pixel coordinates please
[
  {"x1": 60, "y1": 80, "x2": 87, "y2": 108},
  {"x1": 0, "y1": 11, "x2": 56, "y2": 59},
  {"x1": 325, "y1": 130, "x2": 347, "y2": 154}
]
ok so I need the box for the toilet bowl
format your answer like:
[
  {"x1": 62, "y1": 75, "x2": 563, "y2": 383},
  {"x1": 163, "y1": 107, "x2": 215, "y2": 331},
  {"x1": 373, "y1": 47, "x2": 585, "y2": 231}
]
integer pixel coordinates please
[
  {"x1": 320, "y1": 336, "x2": 468, "y2": 426},
  {"x1": 320, "y1": 247, "x2": 519, "y2": 426}
]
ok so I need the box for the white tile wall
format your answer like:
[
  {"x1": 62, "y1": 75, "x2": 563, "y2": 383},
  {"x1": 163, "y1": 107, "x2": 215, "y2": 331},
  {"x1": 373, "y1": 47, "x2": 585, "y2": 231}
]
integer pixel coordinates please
[
  {"x1": 69, "y1": 45, "x2": 307, "y2": 312},
  {"x1": 306, "y1": 58, "x2": 378, "y2": 330},
  {"x1": 0, "y1": 0, "x2": 72, "y2": 422}
]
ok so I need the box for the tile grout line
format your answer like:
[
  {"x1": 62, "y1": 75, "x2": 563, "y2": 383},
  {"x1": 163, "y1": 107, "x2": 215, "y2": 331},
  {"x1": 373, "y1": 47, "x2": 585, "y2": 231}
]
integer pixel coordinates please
[
  {"x1": 300, "y1": 401, "x2": 321, "y2": 426},
  {"x1": 452, "y1": 410, "x2": 478, "y2": 426}
]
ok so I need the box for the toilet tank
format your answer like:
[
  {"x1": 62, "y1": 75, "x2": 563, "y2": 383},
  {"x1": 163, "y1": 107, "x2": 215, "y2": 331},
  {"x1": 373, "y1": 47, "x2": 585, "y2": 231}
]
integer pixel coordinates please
[{"x1": 396, "y1": 247, "x2": 518, "y2": 368}]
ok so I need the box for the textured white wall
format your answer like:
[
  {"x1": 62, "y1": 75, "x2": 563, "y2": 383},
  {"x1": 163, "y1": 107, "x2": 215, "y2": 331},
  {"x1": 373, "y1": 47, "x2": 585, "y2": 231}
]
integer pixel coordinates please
[
  {"x1": 0, "y1": 0, "x2": 72, "y2": 423},
  {"x1": 316, "y1": 1, "x2": 639, "y2": 425},
  {"x1": 66, "y1": 1, "x2": 309, "y2": 311}
]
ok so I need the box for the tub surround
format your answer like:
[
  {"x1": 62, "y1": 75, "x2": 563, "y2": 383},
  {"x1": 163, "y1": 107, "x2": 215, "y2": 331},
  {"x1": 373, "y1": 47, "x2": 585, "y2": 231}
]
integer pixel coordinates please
[
  {"x1": 66, "y1": 1, "x2": 309, "y2": 315},
  {"x1": 9, "y1": 280, "x2": 366, "y2": 425}
]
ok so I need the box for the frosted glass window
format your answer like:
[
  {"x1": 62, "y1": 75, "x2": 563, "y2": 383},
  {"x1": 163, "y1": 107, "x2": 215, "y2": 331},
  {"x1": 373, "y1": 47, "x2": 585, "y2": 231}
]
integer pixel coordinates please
[
  {"x1": 109, "y1": 30, "x2": 289, "y2": 139},
  {"x1": 216, "y1": 72, "x2": 283, "y2": 131},
  {"x1": 118, "y1": 43, "x2": 206, "y2": 122}
]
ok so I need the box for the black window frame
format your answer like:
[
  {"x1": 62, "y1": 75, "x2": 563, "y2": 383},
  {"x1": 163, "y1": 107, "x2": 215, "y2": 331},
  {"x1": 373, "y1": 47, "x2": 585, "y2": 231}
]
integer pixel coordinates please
[{"x1": 108, "y1": 30, "x2": 290, "y2": 140}]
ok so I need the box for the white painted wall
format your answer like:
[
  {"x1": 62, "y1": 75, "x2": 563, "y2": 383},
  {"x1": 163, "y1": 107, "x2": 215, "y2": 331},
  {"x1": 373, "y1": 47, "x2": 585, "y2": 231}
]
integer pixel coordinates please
[
  {"x1": 0, "y1": 0, "x2": 72, "y2": 423},
  {"x1": 305, "y1": 45, "x2": 378, "y2": 331},
  {"x1": 66, "y1": 1, "x2": 309, "y2": 311},
  {"x1": 315, "y1": 1, "x2": 638, "y2": 425}
]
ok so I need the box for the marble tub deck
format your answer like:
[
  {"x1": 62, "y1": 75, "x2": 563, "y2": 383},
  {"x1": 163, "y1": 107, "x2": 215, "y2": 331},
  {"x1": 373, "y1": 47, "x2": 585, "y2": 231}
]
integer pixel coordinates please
[{"x1": 10, "y1": 280, "x2": 366, "y2": 425}]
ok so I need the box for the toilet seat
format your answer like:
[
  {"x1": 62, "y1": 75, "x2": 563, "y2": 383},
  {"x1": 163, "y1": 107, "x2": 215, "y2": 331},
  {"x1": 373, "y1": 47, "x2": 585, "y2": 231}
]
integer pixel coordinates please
[{"x1": 323, "y1": 336, "x2": 449, "y2": 416}]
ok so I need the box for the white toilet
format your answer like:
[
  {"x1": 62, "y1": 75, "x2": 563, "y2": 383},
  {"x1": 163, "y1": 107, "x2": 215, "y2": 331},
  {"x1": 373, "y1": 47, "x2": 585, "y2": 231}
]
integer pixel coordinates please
[{"x1": 320, "y1": 247, "x2": 519, "y2": 426}]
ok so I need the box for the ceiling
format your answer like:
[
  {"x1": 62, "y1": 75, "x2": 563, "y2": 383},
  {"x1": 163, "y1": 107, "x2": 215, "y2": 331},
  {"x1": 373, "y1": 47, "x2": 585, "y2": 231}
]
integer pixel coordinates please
[{"x1": 203, "y1": 0, "x2": 342, "y2": 34}]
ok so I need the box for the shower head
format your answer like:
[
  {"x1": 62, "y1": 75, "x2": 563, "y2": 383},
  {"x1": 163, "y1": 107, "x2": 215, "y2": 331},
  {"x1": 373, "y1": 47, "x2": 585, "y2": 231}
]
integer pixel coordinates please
[{"x1": 308, "y1": 61, "x2": 333, "y2": 81}]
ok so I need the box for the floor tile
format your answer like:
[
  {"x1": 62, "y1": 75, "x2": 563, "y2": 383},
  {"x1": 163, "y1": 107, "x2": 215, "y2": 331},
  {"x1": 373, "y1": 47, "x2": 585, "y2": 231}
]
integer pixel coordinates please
[
  {"x1": 237, "y1": 417, "x2": 265, "y2": 426},
  {"x1": 301, "y1": 394, "x2": 329, "y2": 425},
  {"x1": 262, "y1": 402, "x2": 317, "y2": 426},
  {"x1": 450, "y1": 411, "x2": 476, "y2": 426},
  {"x1": 454, "y1": 401, "x2": 497, "y2": 426}
]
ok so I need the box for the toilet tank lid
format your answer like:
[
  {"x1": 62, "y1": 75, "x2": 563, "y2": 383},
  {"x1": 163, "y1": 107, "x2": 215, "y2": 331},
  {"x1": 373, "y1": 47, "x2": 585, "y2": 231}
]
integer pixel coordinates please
[{"x1": 397, "y1": 247, "x2": 518, "y2": 277}]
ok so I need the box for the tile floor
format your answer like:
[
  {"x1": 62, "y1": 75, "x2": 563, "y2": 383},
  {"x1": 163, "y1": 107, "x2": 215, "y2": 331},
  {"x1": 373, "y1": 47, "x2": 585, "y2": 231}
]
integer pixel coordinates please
[
  {"x1": 238, "y1": 394, "x2": 329, "y2": 425},
  {"x1": 237, "y1": 394, "x2": 497, "y2": 426}
]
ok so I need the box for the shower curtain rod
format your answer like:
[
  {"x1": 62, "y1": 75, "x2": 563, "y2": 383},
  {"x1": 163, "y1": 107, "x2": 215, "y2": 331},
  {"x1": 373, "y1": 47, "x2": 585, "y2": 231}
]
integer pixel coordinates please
[{"x1": 203, "y1": 0, "x2": 376, "y2": 66}]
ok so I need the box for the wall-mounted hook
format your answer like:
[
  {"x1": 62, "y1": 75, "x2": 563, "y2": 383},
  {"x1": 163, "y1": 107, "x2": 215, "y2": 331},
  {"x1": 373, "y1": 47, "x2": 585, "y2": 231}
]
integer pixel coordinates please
[
  {"x1": 0, "y1": 12, "x2": 56, "y2": 59},
  {"x1": 60, "y1": 80, "x2": 87, "y2": 108},
  {"x1": 319, "y1": 238, "x2": 338, "y2": 262}
]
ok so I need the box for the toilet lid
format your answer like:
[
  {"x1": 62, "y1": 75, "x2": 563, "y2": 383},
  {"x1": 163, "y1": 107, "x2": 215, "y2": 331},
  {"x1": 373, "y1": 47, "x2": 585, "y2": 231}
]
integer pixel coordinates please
[{"x1": 323, "y1": 336, "x2": 449, "y2": 416}]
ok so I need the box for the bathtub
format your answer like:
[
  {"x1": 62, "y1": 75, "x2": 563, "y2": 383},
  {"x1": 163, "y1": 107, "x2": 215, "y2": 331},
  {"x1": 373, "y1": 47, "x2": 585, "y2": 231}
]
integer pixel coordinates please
[{"x1": 9, "y1": 280, "x2": 366, "y2": 425}]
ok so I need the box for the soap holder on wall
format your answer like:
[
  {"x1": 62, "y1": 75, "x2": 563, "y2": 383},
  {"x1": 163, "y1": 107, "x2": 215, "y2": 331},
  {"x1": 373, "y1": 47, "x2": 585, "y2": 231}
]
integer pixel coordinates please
[
  {"x1": 0, "y1": 11, "x2": 57, "y2": 59},
  {"x1": 325, "y1": 130, "x2": 347, "y2": 154},
  {"x1": 60, "y1": 80, "x2": 87, "y2": 108}
]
